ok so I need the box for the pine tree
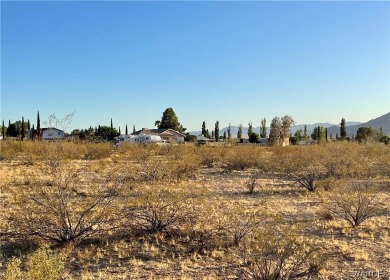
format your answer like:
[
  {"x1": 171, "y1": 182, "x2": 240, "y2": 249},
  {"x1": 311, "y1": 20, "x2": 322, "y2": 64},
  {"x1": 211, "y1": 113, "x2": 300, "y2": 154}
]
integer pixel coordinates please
[
  {"x1": 125, "y1": 124, "x2": 128, "y2": 135},
  {"x1": 21, "y1": 117, "x2": 25, "y2": 141},
  {"x1": 158, "y1": 108, "x2": 185, "y2": 132},
  {"x1": 214, "y1": 121, "x2": 219, "y2": 142},
  {"x1": 237, "y1": 123, "x2": 243, "y2": 139},
  {"x1": 340, "y1": 118, "x2": 346, "y2": 140}
]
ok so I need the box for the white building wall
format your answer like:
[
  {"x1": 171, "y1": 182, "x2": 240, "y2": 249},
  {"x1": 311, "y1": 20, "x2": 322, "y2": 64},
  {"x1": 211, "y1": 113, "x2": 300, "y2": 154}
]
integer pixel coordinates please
[{"x1": 42, "y1": 128, "x2": 64, "y2": 140}]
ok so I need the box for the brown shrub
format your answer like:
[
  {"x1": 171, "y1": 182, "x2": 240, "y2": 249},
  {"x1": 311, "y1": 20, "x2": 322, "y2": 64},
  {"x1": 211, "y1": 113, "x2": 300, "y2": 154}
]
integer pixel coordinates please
[
  {"x1": 321, "y1": 180, "x2": 385, "y2": 227},
  {"x1": 4, "y1": 151, "x2": 126, "y2": 244},
  {"x1": 128, "y1": 184, "x2": 198, "y2": 234},
  {"x1": 237, "y1": 221, "x2": 328, "y2": 279}
]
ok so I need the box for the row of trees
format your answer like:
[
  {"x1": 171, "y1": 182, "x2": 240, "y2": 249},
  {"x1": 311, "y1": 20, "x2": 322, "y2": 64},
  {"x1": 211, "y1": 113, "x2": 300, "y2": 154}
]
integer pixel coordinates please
[
  {"x1": 199, "y1": 116, "x2": 295, "y2": 144},
  {"x1": 3, "y1": 109, "x2": 388, "y2": 145},
  {"x1": 199, "y1": 115, "x2": 388, "y2": 145},
  {"x1": 1, "y1": 118, "x2": 30, "y2": 140}
]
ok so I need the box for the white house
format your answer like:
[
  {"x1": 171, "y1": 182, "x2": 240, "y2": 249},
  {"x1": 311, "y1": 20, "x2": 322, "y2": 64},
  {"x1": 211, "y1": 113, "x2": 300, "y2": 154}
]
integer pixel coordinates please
[
  {"x1": 41, "y1": 128, "x2": 65, "y2": 140},
  {"x1": 132, "y1": 128, "x2": 186, "y2": 143}
]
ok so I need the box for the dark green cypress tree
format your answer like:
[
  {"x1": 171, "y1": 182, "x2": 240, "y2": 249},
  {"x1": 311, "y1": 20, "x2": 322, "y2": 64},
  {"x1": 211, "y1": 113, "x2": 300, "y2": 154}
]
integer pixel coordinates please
[
  {"x1": 325, "y1": 128, "x2": 328, "y2": 141},
  {"x1": 21, "y1": 117, "x2": 25, "y2": 141},
  {"x1": 119, "y1": 126, "x2": 121, "y2": 135},
  {"x1": 37, "y1": 111, "x2": 41, "y2": 140},
  {"x1": 214, "y1": 121, "x2": 219, "y2": 142},
  {"x1": 125, "y1": 124, "x2": 128, "y2": 135},
  {"x1": 237, "y1": 123, "x2": 243, "y2": 139},
  {"x1": 133, "y1": 125, "x2": 136, "y2": 134},
  {"x1": 1, "y1": 120, "x2": 5, "y2": 139},
  {"x1": 340, "y1": 118, "x2": 346, "y2": 140},
  {"x1": 202, "y1": 121, "x2": 207, "y2": 136},
  {"x1": 260, "y1": 118, "x2": 267, "y2": 138},
  {"x1": 317, "y1": 126, "x2": 321, "y2": 142},
  {"x1": 248, "y1": 122, "x2": 253, "y2": 138},
  {"x1": 111, "y1": 118, "x2": 113, "y2": 129},
  {"x1": 27, "y1": 119, "x2": 30, "y2": 130},
  {"x1": 223, "y1": 131, "x2": 227, "y2": 141},
  {"x1": 227, "y1": 123, "x2": 231, "y2": 140}
]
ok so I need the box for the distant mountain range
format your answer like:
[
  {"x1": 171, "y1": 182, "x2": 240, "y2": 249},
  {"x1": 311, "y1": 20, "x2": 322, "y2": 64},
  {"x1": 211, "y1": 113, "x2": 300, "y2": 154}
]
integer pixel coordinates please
[
  {"x1": 326, "y1": 112, "x2": 390, "y2": 138},
  {"x1": 190, "y1": 112, "x2": 389, "y2": 138}
]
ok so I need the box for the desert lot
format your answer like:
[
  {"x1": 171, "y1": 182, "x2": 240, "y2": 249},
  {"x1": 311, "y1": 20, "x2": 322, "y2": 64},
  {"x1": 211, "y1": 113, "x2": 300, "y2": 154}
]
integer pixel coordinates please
[{"x1": 1, "y1": 141, "x2": 389, "y2": 279}]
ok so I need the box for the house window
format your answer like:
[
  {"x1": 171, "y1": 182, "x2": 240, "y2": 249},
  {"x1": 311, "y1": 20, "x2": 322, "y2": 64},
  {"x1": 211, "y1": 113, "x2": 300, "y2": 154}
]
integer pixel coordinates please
[{"x1": 58, "y1": 132, "x2": 61, "y2": 135}]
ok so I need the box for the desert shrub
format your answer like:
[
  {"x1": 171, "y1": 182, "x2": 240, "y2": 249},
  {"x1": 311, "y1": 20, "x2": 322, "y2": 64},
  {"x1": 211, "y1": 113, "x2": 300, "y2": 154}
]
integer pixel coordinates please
[
  {"x1": 129, "y1": 184, "x2": 198, "y2": 234},
  {"x1": 4, "y1": 244, "x2": 65, "y2": 280},
  {"x1": 238, "y1": 222, "x2": 328, "y2": 279},
  {"x1": 277, "y1": 146, "x2": 327, "y2": 192},
  {"x1": 169, "y1": 153, "x2": 201, "y2": 180},
  {"x1": 321, "y1": 142, "x2": 372, "y2": 179},
  {"x1": 197, "y1": 146, "x2": 225, "y2": 168},
  {"x1": 5, "y1": 153, "x2": 126, "y2": 244},
  {"x1": 321, "y1": 180, "x2": 384, "y2": 227},
  {"x1": 224, "y1": 147, "x2": 264, "y2": 172},
  {"x1": 245, "y1": 172, "x2": 262, "y2": 193},
  {"x1": 83, "y1": 142, "x2": 112, "y2": 159},
  {"x1": 227, "y1": 208, "x2": 263, "y2": 247},
  {"x1": 136, "y1": 154, "x2": 200, "y2": 182},
  {"x1": 4, "y1": 257, "x2": 23, "y2": 280},
  {"x1": 26, "y1": 244, "x2": 65, "y2": 280},
  {"x1": 185, "y1": 212, "x2": 228, "y2": 253}
]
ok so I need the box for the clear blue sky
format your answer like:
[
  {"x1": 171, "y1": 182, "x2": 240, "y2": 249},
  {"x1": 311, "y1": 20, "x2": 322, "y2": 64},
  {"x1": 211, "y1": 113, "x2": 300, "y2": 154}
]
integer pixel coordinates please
[{"x1": 1, "y1": 1, "x2": 389, "y2": 132}]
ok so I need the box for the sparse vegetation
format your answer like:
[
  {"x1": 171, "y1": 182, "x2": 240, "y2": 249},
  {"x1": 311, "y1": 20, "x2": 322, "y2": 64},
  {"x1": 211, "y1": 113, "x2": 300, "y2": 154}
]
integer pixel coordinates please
[
  {"x1": 238, "y1": 222, "x2": 328, "y2": 279},
  {"x1": 5, "y1": 244, "x2": 65, "y2": 280},
  {"x1": 0, "y1": 141, "x2": 388, "y2": 278},
  {"x1": 321, "y1": 180, "x2": 385, "y2": 227}
]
